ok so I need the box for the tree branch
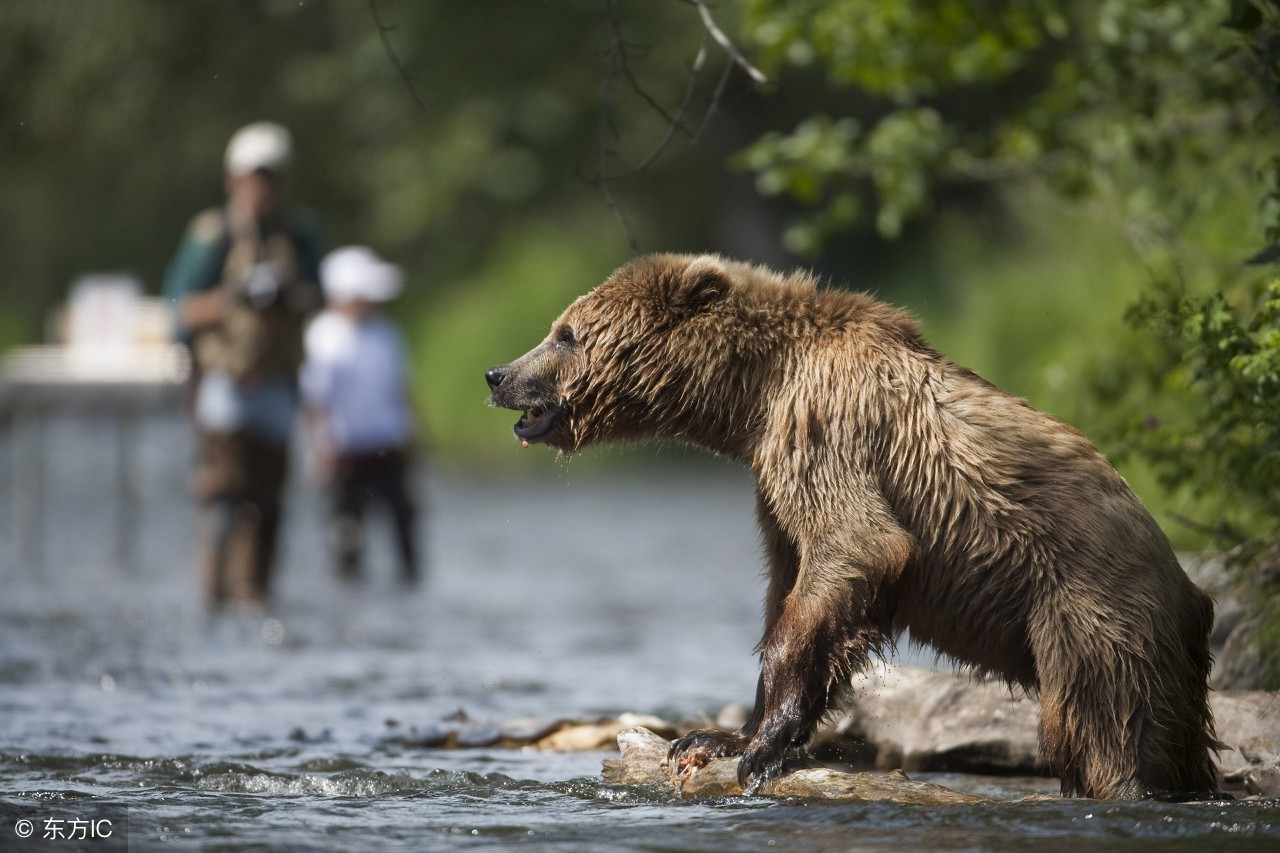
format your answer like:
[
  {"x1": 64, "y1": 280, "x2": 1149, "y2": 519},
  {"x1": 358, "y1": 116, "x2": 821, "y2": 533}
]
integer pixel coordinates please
[
  {"x1": 606, "y1": 35, "x2": 709, "y2": 182},
  {"x1": 590, "y1": 0, "x2": 770, "y2": 247},
  {"x1": 689, "y1": 0, "x2": 771, "y2": 86},
  {"x1": 597, "y1": 0, "x2": 639, "y2": 250},
  {"x1": 369, "y1": 0, "x2": 429, "y2": 116},
  {"x1": 694, "y1": 45, "x2": 736, "y2": 143}
]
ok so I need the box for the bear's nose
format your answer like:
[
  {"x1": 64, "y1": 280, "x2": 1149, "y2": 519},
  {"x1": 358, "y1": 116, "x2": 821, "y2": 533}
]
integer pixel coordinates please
[{"x1": 485, "y1": 366, "x2": 507, "y2": 391}]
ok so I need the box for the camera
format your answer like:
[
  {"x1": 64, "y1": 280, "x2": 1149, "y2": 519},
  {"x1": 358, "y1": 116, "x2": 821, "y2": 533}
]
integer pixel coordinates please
[{"x1": 240, "y1": 263, "x2": 282, "y2": 309}]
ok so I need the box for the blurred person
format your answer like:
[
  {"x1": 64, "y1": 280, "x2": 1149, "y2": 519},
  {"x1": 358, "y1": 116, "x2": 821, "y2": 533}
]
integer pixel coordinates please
[
  {"x1": 164, "y1": 121, "x2": 322, "y2": 608},
  {"x1": 300, "y1": 246, "x2": 421, "y2": 586}
]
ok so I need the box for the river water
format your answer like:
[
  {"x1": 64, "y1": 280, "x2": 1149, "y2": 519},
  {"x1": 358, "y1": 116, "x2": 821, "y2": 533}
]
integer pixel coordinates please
[{"x1": 1, "y1": 413, "x2": 1277, "y2": 851}]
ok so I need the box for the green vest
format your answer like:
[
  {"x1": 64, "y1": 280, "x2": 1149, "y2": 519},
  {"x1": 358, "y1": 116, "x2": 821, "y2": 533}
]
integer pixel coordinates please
[{"x1": 190, "y1": 206, "x2": 319, "y2": 383}]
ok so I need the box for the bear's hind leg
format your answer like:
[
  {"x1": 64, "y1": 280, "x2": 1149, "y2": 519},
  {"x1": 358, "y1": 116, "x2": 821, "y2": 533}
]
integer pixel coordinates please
[
  {"x1": 1035, "y1": 593, "x2": 1220, "y2": 799},
  {"x1": 1039, "y1": 658, "x2": 1191, "y2": 799}
]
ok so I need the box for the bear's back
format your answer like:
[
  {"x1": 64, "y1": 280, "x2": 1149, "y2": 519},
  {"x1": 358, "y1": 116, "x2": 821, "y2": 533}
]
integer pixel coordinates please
[
  {"x1": 876, "y1": 350, "x2": 1192, "y2": 680},
  {"x1": 743, "y1": 281, "x2": 1192, "y2": 681}
]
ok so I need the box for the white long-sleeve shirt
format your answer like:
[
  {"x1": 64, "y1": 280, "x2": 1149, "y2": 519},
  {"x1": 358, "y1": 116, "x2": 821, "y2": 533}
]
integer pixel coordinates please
[{"x1": 300, "y1": 311, "x2": 413, "y2": 453}]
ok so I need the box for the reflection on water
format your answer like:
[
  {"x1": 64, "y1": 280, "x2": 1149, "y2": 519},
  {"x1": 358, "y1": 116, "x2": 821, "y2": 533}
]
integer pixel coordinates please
[{"x1": 1, "y1": 412, "x2": 1277, "y2": 850}]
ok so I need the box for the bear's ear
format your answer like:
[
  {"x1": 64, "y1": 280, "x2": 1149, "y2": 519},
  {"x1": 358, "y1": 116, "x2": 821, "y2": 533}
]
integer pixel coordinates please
[{"x1": 666, "y1": 256, "x2": 727, "y2": 314}]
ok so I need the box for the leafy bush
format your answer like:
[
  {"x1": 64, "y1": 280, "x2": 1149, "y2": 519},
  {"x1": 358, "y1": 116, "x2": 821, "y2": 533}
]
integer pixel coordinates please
[{"x1": 1116, "y1": 278, "x2": 1280, "y2": 687}]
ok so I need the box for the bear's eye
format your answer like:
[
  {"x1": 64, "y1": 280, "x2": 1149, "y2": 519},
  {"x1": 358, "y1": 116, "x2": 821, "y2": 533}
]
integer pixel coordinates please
[{"x1": 555, "y1": 326, "x2": 577, "y2": 348}]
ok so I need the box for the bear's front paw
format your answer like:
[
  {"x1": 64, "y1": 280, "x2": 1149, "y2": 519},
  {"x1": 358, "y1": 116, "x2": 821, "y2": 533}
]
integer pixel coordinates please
[
  {"x1": 736, "y1": 738, "x2": 789, "y2": 793},
  {"x1": 736, "y1": 713, "x2": 809, "y2": 794},
  {"x1": 666, "y1": 728, "x2": 748, "y2": 775}
]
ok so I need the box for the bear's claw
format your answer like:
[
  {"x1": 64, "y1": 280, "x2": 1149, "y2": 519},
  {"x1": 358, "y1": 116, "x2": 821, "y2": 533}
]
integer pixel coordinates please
[
  {"x1": 736, "y1": 740, "x2": 787, "y2": 792},
  {"x1": 666, "y1": 728, "x2": 748, "y2": 771},
  {"x1": 667, "y1": 728, "x2": 790, "y2": 794}
]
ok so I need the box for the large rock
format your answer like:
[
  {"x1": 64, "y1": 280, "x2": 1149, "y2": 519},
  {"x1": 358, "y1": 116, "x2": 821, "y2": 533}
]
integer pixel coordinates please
[
  {"x1": 1212, "y1": 690, "x2": 1280, "y2": 797},
  {"x1": 819, "y1": 662, "x2": 1044, "y2": 775},
  {"x1": 821, "y1": 663, "x2": 1280, "y2": 793}
]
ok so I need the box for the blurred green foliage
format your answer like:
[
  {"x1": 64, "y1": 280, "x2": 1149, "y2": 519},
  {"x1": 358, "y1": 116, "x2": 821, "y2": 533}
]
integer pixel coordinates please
[
  {"x1": 737, "y1": 0, "x2": 1247, "y2": 246},
  {"x1": 1125, "y1": 280, "x2": 1280, "y2": 533}
]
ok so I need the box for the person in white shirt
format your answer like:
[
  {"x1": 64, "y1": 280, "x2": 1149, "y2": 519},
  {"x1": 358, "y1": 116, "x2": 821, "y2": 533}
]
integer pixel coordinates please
[{"x1": 300, "y1": 246, "x2": 420, "y2": 584}]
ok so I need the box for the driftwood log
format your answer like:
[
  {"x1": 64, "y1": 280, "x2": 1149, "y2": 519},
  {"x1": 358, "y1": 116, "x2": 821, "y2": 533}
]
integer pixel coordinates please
[{"x1": 602, "y1": 727, "x2": 1003, "y2": 804}]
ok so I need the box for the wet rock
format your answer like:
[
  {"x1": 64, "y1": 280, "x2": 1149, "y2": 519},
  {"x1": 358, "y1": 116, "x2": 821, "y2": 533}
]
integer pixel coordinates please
[
  {"x1": 602, "y1": 727, "x2": 992, "y2": 803},
  {"x1": 496, "y1": 717, "x2": 572, "y2": 744},
  {"x1": 821, "y1": 662, "x2": 1044, "y2": 776},
  {"x1": 1212, "y1": 691, "x2": 1280, "y2": 766},
  {"x1": 1223, "y1": 758, "x2": 1280, "y2": 798},
  {"x1": 714, "y1": 703, "x2": 750, "y2": 731},
  {"x1": 1245, "y1": 764, "x2": 1280, "y2": 798},
  {"x1": 453, "y1": 724, "x2": 503, "y2": 748},
  {"x1": 824, "y1": 664, "x2": 1280, "y2": 787},
  {"x1": 1181, "y1": 554, "x2": 1242, "y2": 662},
  {"x1": 379, "y1": 721, "x2": 456, "y2": 748},
  {"x1": 532, "y1": 713, "x2": 677, "y2": 752},
  {"x1": 618, "y1": 712, "x2": 679, "y2": 740},
  {"x1": 536, "y1": 721, "x2": 628, "y2": 752},
  {"x1": 1215, "y1": 613, "x2": 1280, "y2": 691},
  {"x1": 1214, "y1": 691, "x2": 1280, "y2": 795},
  {"x1": 379, "y1": 712, "x2": 680, "y2": 752}
]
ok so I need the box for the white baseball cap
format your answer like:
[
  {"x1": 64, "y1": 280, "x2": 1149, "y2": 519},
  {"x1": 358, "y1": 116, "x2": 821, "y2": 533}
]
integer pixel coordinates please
[
  {"x1": 321, "y1": 246, "x2": 405, "y2": 303},
  {"x1": 224, "y1": 121, "x2": 293, "y2": 176}
]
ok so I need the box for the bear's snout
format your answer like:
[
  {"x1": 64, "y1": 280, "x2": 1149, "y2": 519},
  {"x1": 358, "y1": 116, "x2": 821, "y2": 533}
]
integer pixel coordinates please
[{"x1": 485, "y1": 365, "x2": 507, "y2": 391}]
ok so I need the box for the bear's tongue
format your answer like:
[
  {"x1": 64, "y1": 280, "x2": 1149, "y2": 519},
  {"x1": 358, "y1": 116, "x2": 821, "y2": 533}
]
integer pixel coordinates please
[{"x1": 515, "y1": 405, "x2": 560, "y2": 442}]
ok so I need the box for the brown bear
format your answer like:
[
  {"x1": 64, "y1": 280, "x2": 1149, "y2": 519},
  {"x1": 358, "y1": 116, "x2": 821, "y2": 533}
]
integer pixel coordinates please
[{"x1": 485, "y1": 253, "x2": 1221, "y2": 800}]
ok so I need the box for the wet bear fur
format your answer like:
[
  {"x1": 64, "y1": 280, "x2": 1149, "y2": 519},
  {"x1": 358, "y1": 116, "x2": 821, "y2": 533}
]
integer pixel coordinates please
[{"x1": 485, "y1": 253, "x2": 1221, "y2": 800}]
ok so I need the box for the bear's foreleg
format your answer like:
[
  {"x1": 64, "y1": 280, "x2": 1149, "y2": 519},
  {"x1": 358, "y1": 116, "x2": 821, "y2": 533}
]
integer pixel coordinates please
[
  {"x1": 738, "y1": 563, "x2": 887, "y2": 788},
  {"x1": 736, "y1": 514, "x2": 912, "y2": 790},
  {"x1": 667, "y1": 489, "x2": 800, "y2": 770}
]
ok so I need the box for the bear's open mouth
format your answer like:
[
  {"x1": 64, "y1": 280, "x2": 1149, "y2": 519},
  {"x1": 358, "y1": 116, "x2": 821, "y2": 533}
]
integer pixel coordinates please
[{"x1": 515, "y1": 404, "x2": 562, "y2": 442}]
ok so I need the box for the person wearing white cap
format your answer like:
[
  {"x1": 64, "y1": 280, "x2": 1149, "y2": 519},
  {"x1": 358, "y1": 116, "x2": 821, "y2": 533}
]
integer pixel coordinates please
[
  {"x1": 300, "y1": 246, "x2": 421, "y2": 585},
  {"x1": 163, "y1": 121, "x2": 323, "y2": 608}
]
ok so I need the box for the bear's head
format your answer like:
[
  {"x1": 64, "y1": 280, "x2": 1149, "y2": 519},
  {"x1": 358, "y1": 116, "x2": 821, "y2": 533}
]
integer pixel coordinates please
[{"x1": 485, "y1": 253, "x2": 750, "y2": 455}]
